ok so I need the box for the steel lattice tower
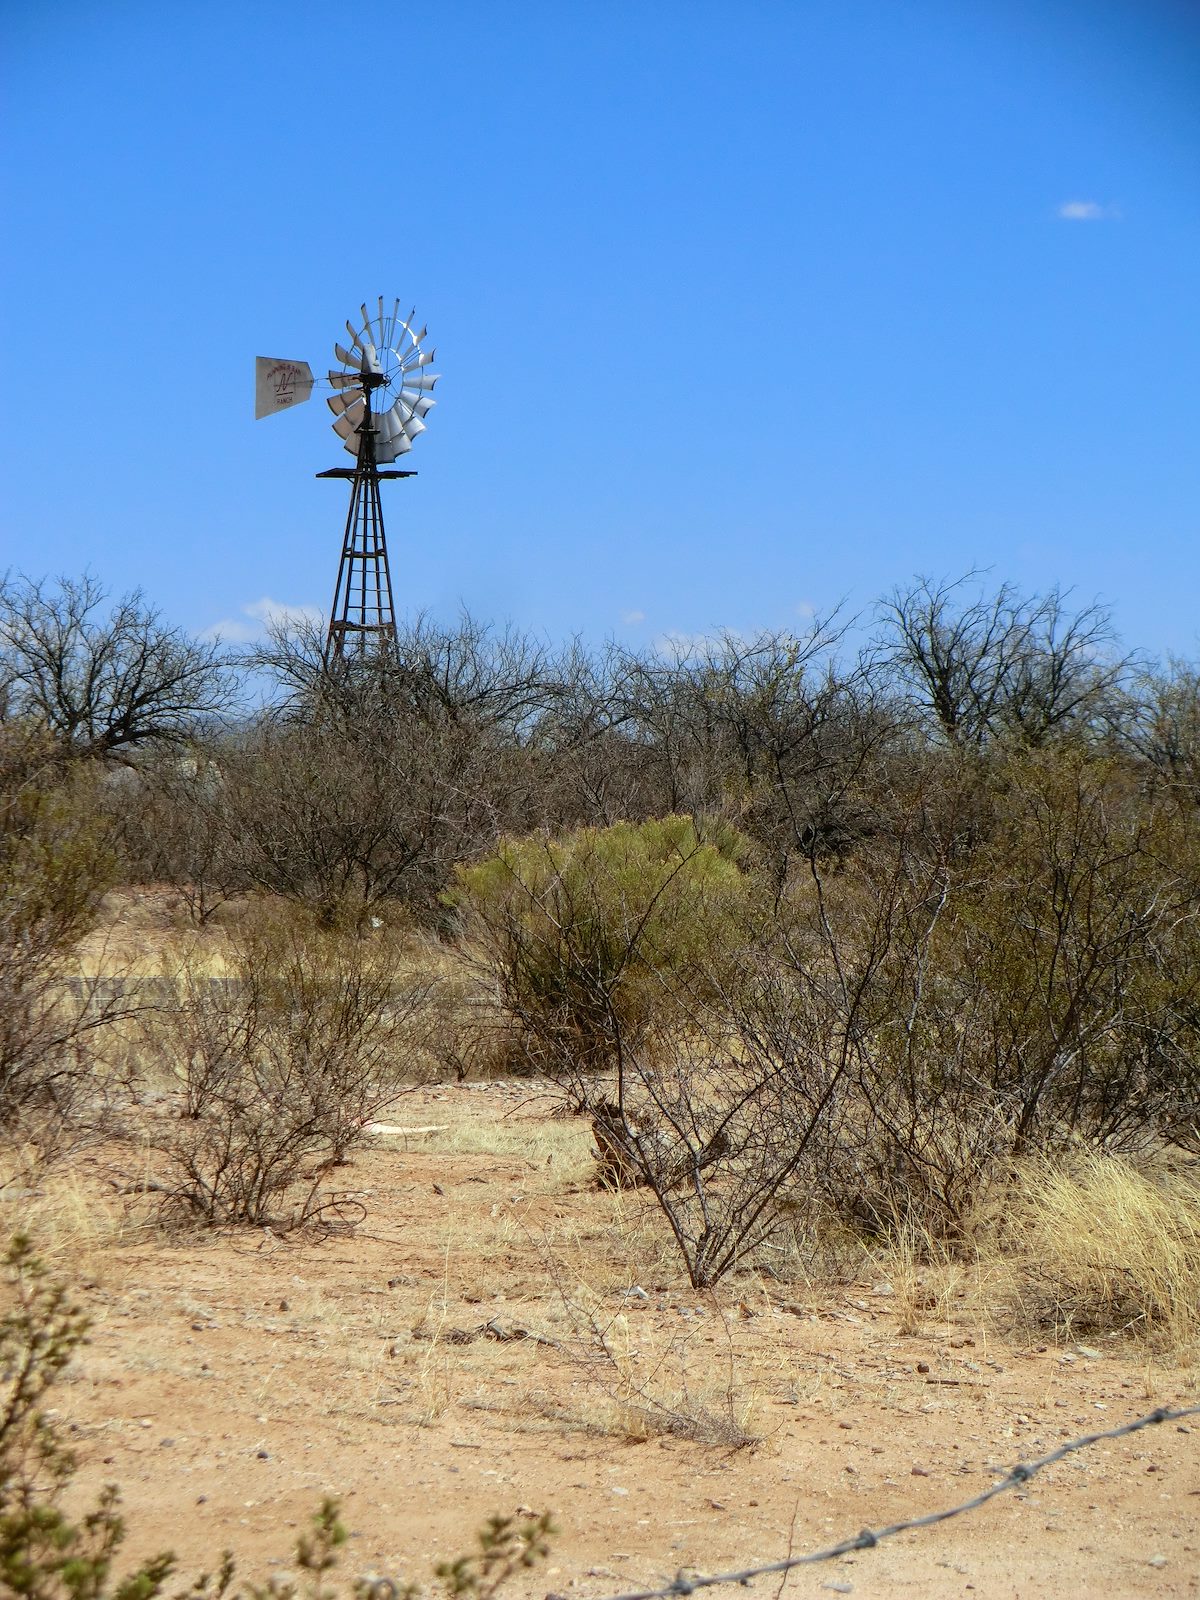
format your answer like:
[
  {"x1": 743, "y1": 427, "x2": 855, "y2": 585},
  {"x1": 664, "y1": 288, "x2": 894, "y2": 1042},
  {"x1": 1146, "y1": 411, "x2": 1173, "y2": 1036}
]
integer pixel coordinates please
[{"x1": 318, "y1": 370, "x2": 414, "y2": 664}]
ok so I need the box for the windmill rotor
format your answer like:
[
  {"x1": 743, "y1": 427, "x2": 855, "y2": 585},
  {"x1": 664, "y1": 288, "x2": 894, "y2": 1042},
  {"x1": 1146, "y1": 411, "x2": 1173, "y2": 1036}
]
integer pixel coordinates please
[{"x1": 326, "y1": 298, "x2": 440, "y2": 463}]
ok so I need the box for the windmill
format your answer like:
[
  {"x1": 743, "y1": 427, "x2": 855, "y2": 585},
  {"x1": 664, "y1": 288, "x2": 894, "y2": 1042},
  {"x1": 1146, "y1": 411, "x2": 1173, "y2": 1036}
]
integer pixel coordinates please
[{"x1": 254, "y1": 298, "x2": 440, "y2": 663}]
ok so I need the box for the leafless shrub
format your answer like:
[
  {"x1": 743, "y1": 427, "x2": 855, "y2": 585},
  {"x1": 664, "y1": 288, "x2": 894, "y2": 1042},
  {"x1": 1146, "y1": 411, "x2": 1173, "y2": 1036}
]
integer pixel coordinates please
[
  {"x1": 97, "y1": 743, "x2": 245, "y2": 924},
  {"x1": 875, "y1": 573, "x2": 1129, "y2": 750},
  {"x1": 0, "y1": 729, "x2": 131, "y2": 1168},
  {"x1": 133, "y1": 914, "x2": 433, "y2": 1227},
  {"x1": 0, "y1": 572, "x2": 236, "y2": 762}
]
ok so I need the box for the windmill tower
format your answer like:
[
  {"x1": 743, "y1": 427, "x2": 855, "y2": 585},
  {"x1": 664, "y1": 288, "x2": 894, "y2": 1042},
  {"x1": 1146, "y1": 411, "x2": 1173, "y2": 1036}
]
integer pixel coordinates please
[{"x1": 254, "y1": 298, "x2": 440, "y2": 665}]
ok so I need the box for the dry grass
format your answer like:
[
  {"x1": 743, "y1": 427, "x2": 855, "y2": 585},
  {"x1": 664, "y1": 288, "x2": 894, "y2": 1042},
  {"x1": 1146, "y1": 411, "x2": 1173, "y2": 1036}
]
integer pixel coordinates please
[
  {"x1": 992, "y1": 1151, "x2": 1200, "y2": 1359},
  {"x1": 0, "y1": 1155, "x2": 151, "y2": 1268}
]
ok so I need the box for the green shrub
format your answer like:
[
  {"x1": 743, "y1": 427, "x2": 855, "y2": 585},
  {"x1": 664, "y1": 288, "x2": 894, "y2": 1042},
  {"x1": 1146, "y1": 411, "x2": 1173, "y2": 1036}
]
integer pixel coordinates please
[{"x1": 449, "y1": 815, "x2": 755, "y2": 1079}]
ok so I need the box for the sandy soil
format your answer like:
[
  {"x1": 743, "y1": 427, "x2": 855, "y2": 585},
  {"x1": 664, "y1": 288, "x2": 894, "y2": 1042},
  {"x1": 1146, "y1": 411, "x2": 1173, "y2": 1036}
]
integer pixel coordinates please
[{"x1": 18, "y1": 1081, "x2": 1200, "y2": 1600}]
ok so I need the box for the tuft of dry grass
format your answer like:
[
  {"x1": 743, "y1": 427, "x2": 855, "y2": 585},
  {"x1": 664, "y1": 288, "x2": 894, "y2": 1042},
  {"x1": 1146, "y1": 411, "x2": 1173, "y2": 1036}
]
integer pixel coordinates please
[{"x1": 995, "y1": 1151, "x2": 1200, "y2": 1359}]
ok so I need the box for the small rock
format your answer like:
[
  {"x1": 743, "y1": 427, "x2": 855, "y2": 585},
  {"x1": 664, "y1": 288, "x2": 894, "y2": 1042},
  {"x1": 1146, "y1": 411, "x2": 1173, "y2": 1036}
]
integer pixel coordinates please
[
  {"x1": 160, "y1": 1438, "x2": 175, "y2": 1448},
  {"x1": 256, "y1": 1449, "x2": 270, "y2": 1460},
  {"x1": 911, "y1": 1466, "x2": 930, "y2": 1477},
  {"x1": 1076, "y1": 1345, "x2": 1102, "y2": 1359},
  {"x1": 1149, "y1": 1555, "x2": 1168, "y2": 1569},
  {"x1": 821, "y1": 1584, "x2": 854, "y2": 1594},
  {"x1": 623, "y1": 1286, "x2": 650, "y2": 1300},
  {"x1": 916, "y1": 1361, "x2": 931, "y2": 1374}
]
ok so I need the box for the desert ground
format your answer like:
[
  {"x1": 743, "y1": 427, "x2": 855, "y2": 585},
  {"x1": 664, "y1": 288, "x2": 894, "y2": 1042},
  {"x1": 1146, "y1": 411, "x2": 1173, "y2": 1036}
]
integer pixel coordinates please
[{"x1": 13, "y1": 1062, "x2": 1198, "y2": 1600}]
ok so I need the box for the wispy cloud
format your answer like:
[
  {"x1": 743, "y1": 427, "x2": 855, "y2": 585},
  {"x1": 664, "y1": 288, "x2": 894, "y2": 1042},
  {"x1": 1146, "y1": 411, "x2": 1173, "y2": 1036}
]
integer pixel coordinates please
[
  {"x1": 203, "y1": 595, "x2": 322, "y2": 642},
  {"x1": 1057, "y1": 200, "x2": 1119, "y2": 221},
  {"x1": 654, "y1": 628, "x2": 748, "y2": 660},
  {"x1": 620, "y1": 608, "x2": 646, "y2": 626}
]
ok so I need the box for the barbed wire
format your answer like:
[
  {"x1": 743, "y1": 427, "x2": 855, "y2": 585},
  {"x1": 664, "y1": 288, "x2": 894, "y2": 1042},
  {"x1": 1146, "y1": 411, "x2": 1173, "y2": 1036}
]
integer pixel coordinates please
[{"x1": 585, "y1": 1402, "x2": 1200, "y2": 1600}]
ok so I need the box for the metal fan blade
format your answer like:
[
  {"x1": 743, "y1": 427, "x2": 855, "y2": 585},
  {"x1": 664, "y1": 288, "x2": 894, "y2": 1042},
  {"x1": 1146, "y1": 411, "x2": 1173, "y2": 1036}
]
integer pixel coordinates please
[
  {"x1": 401, "y1": 348, "x2": 436, "y2": 370},
  {"x1": 375, "y1": 421, "x2": 411, "y2": 463},
  {"x1": 375, "y1": 409, "x2": 402, "y2": 443},
  {"x1": 402, "y1": 415, "x2": 428, "y2": 441},
  {"x1": 397, "y1": 394, "x2": 435, "y2": 422},
  {"x1": 334, "y1": 342, "x2": 360, "y2": 368},
  {"x1": 328, "y1": 371, "x2": 362, "y2": 391},
  {"x1": 332, "y1": 414, "x2": 357, "y2": 441},
  {"x1": 400, "y1": 374, "x2": 440, "y2": 395},
  {"x1": 327, "y1": 388, "x2": 365, "y2": 417},
  {"x1": 329, "y1": 394, "x2": 365, "y2": 428}
]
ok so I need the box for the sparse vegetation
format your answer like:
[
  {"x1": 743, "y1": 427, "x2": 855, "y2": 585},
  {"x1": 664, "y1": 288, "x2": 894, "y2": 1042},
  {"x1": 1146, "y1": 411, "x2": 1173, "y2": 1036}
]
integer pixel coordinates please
[{"x1": 2, "y1": 568, "x2": 1199, "y2": 1586}]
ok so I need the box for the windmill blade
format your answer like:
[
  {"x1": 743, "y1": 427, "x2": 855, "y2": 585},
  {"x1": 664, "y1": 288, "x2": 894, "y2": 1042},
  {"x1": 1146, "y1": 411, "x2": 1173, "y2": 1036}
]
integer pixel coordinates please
[
  {"x1": 328, "y1": 370, "x2": 363, "y2": 391},
  {"x1": 401, "y1": 348, "x2": 436, "y2": 370},
  {"x1": 345, "y1": 319, "x2": 367, "y2": 350},
  {"x1": 397, "y1": 394, "x2": 436, "y2": 423},
  {"x1": 402, "y1": 415, "x2": 427, "y2": 441},
  {"x1": 330, "y1": 394, "x2": 366, "y2": 426},
  {"x1": 334, "y1": 342, "x2": 361, "y2": 368},
  {"x1": 327, "y1": 390, "x2": 365, "y2": 418},
  {"x1": 383, "y1": 430, "x2": 413, "y2": 459},
  {"x1": 400, "y1": 374, "x2": 440, "y2": 395},
  {"x1": 254, "y1": 357, "x2": 315, "y2": 419},
  {"x1": 375, "y1": 408, "x2": 403, "y2": 444}
]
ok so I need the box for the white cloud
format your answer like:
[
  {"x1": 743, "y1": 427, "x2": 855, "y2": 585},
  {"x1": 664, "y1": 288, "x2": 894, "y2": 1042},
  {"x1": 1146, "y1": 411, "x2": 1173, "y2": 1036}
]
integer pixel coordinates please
[
  {"x1": 620, "y1": 608, "x2": 646, "y2": 626},
  {"x1": 654, "y1": 628, "x2": 748, "y2": 660},
  {"x1": 203, "y1": 595, "x2": 322, "y2": 642},
  {"x1": 1057, "y1": 200, "x2": 1118, "y2": 221}
]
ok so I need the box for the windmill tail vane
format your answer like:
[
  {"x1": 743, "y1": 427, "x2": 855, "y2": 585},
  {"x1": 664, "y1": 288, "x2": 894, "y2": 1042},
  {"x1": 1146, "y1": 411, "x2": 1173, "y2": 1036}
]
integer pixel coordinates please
[{"x1": 253, "y1": 296, "x2": 441, "y2": 664}]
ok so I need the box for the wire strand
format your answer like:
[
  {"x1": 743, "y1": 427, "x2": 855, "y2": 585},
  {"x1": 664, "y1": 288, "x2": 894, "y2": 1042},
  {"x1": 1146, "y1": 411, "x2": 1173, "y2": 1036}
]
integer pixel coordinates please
[{"x1": 585, "y1": 1403, "x2": 1200, "y2": 1600}]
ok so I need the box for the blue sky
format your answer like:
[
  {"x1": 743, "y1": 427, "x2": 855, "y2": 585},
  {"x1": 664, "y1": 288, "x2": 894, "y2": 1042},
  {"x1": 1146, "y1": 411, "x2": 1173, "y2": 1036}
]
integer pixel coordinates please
[{"x1": 3, "y1": 0, "x2": 1198, "y2": 658}]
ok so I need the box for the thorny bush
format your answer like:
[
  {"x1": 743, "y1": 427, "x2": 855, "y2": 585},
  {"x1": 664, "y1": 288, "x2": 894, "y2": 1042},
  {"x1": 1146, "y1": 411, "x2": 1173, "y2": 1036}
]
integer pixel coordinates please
[{"x1": 135, "y1": 911, "x2": 434, "y2": 1228}]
